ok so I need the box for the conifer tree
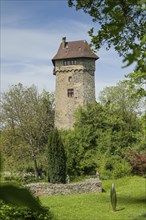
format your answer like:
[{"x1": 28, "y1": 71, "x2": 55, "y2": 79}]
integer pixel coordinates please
[{"x1": 48, "y1": 129, "x2": 66, "y2": 184}]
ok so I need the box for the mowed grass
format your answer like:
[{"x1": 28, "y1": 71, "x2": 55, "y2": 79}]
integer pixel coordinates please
[{"x1": 40, "y1": 176, "x2": 146, "y2": 220}]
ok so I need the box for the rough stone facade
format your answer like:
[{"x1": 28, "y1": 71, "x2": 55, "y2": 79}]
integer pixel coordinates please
[
  {"x1": 54, "y1": 59, "x2": 96, "y2": 129},
  {"x1": 25, "y1": 178, "x2": 102, "y2": 196}
]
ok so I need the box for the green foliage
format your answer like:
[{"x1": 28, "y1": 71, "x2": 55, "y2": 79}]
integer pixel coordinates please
[
  {"x1": 1, "y1": 84, "x2": 54, "y2": 177},
  {"x1": 48, "y1": 129, "x2": 66, "y2": 183},
  {"x1": 98, "y1": 154, "x2": 131, "y2": 179},
  {"x1": 68, "y1": 0, "x2": 146, "y2": 97},
  {"x1": 1, "y1": 174, "x2": 23, "y2": 184},
  {"x1": 0, "y1": 201, "x2": 54, "y2": 220},
  {"x1": 126, "y1": 71, "x2": 146, "y2": 97},
  {"x1": 112, "y1": 160, "x2": 131, "y2": 179},
  {"x1": 68, "y1": 0, "x2": 146, "y2": 72},
  {"x1": 62, "y1": 81, "x2": 143, "y2": 178}
]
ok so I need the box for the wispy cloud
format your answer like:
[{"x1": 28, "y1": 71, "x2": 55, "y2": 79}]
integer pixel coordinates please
[
  {"x1": 1, "y1": 62, "x2": 55, "y2": 93},
  {"x1": 1, "y1": 19, "x2": 94, "y2": 94}
]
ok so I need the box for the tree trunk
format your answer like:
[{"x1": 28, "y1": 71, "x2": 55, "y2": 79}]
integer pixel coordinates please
[{"x1": 31, "y1": 150, "x2": 40, "y2": 180}]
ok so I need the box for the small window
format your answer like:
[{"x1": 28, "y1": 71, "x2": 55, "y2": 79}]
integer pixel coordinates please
[
  {"x1": 68, "y1": 76, "x2": 72, "y2": 82},
  {"x1": 63, "y1": 61, "x2": 67, "y2": 66},
  {"x1": 73, "y1": 60, "x2": 77, "y2": 65},
  {"x1": 67, "y1": 89, "x2": 74, "y2": 97},
  {"x1": 63, "y1": 60, "x2": 77, "y2": 66}
]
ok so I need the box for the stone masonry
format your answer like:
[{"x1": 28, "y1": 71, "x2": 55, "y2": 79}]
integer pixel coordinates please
[{"x1": 25, "y1": 178, "x2": 102, "y2": 196}]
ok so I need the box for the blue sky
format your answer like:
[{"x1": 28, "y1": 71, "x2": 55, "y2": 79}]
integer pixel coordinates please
[{"x1": 1, "y1": 0, "x2": 135, "y2": 99}]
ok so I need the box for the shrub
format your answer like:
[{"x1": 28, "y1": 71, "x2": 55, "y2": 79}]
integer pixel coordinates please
[
  {"x1": 112, "y1": 160, "x2": 131, "y2": 179},
  {"x1": 98, "y1": 154, "x2": 131, "y2": 179},
  {"x1": 2, "y1": 174, "x2": 23, "y2": 184},
  {"x1": 100, "y1": 170, "x2": 112, "y2": 180},
  {"x1": 126, "y1": 151, "x2": 146, "y2": 176},
  {"x1": 0, "y1": 201, "x2": 54, "y2": 220},
  {"x1": 21, "y1": 172, "x2": 36, "y2": 184}
]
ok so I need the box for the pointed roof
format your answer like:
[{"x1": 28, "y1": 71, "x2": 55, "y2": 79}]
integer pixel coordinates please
[{"x1": 52, "y1": 37, "x2": 99, "y2": 64}]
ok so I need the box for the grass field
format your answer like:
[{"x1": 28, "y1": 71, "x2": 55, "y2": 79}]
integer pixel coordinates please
[{"x1": 40, "y1": 176, "x2": 146, "y2": 220}]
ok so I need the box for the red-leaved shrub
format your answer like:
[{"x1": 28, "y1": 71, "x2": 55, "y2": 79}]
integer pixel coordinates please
[{"x1": 126, "y1": 151, "x2": 146, "y2": 176}]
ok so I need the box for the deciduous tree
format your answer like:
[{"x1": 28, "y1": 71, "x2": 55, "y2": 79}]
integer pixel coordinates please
[
  {"x1": 68, "y1": 0, "x2": 146, "y2": 95},
  {"x1": 1, "y1": 84, "x2": 55, "y2": 178}
]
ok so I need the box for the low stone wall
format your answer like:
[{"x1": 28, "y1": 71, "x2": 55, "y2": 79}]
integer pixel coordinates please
[{"x1": 25, "y1": 178, "x2": 102, "y2": 196}]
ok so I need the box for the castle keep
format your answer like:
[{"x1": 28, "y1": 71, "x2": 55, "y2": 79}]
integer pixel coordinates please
[{"x1": 52, "y1": 37, "x2": 99, "y2": 129}]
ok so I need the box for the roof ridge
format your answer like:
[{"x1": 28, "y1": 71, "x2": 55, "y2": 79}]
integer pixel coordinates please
[{"x1": 67, "y1": 40, "x2": 86, "y2": 43}]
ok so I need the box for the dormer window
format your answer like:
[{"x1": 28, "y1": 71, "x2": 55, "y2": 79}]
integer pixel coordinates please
[{"x1": 63, "y1": 60, "x2": 77, "y2": 66}]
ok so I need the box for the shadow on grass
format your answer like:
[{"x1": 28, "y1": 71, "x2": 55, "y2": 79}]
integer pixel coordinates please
[
  {"x1": 116, "y1": 207, "x2": 125, "y2": 211},
  {"x1": 133, "y1": 213, "x2": 146, "y2": 220},
  {"x1": 118, "y1": 195, "x2": 146, "y2": 205},
  {"x1": 117, "y1": 195, "x2": 146, "y2": 219}
]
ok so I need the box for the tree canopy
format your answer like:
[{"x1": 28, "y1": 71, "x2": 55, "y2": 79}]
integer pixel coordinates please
[
  {"x1": 61, "y1": 80, "x2": 144, "y2": 178},
  {"x1": 68, "y1": 0, "x2": 146, "y2": 95},
  {"x1": 68, "y1": 0, "x2": 146, "y2": 69}
]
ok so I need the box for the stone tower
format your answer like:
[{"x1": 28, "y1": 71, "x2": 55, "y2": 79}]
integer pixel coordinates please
[{"x1": 52, "y1": 37, "x2": 99, "y2": 129}]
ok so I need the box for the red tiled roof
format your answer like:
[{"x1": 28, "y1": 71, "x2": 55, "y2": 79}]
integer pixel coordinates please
[{"x1": 52, "y1": 39, "x2": 99, "y2": 63}]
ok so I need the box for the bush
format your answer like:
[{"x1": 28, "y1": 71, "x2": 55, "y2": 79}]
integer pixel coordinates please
[
  {"x1": 112, "y1": 159, "x2": 131, "y2": 179},
  {"x1": 100, "y1": 170, "x2": 112, "y2": 180},
  {"x1": 0, "y1": 201, "x2": 54, "y2": 220},
  {"x1": 21, "y1": 172, "x2": 36, "y2": 184},
  {"x1": 126, "y1": 151, "x2": 146, "y2": 176},
  {"x1": 2, "y1": 174, "x2": 23, "y2": 184},
  {"x1": 98, "y1": 155, "x2": 131, "y2": 179}
]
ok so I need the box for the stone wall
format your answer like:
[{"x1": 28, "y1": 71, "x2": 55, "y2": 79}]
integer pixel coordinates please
[{"x1": 25, "y1": 178, "x2": 102, "y2": 196}]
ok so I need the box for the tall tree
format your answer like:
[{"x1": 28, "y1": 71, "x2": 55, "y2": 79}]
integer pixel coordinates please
[
  {"x1": 62, "y1": 81, "x2": 143, "y2": 176},
  {"x1": 1, "y1": 84, "x2": 55, "y2": 178},
  {"x1": 48, "y1": 129, "x2": 66, "y2": 184},
  {"x1": 98, "y1": 81, "x2": 143, "y2": 154},
  {"x1": 68, "y1": 0, "x2": 146, "y2": 95}
]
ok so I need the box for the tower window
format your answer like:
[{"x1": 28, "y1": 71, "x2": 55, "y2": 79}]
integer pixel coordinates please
[
  {"x1": 63, "y1": 60, "x2": 77, "y2": 66},
  {"x1": 68, "y1": 76, "x2": 72, "y2": 82},
  {"x1": 67, "y1": 89, "x2": 74, "y2": 97}
]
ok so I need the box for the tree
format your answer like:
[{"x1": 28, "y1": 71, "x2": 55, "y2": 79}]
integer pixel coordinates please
[
  {"x1": 47, "y1": 129, "x2": 66, "y2": 184},
  {"x1": 61, "y1": 102, "x2": 109, "y2": 176},
  {"x1": 98, "y1": 81, "x2": 143, "y2": 153},
  {"x1": 1, "y1": 84, "x2": 55, "y2": 178},
  {"x1": 99, "y1": 80, "x2": 142, "y2": 117},
  {"x1": 62, "y1": 81, "x2": 143, "y2": 177},
  {"x1": 68, "y1": 0, "x2": 146, "y2": 94}
]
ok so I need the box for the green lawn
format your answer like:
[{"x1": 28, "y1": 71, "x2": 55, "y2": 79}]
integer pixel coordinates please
[{"x1": 40, "y1": 176, "x2": 146, "y2": 220}]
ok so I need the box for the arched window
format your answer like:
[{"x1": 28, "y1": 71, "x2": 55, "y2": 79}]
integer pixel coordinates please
[{"x1": 68, "y1": 76, "x2": 72, "y2": 82}]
